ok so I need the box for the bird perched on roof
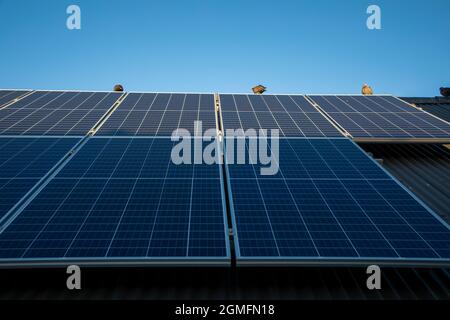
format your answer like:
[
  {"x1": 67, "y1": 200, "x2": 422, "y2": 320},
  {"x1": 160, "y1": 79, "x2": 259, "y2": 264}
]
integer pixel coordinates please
[
  {"x1": 362, "y1": 84, "x2": 373, "y2": 95},
  {"x1": 440, "y1": 87, "x2": 450, "y2": 98},
  {"x1": 252, "y1": 85, "x2": 267, "y2": 94},
  {"x1": 113, "y1": 84, "x2": 124, "y2": 92}
]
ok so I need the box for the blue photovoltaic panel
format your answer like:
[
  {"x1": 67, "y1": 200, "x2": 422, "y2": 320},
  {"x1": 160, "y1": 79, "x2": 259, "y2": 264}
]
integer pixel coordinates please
[
  {"x1": 0, "y1": 90, "x2": 29, "y2": 107},
  {"x1": 219, "y1": 94, "x2": 343, "y2": 137},
  {"x1": 0, "y1": 137, "x2": 229, "y2": 265},
  {"x1": 7, "y1": 91, "x2": 121, "y2": 110},
  {"x1": 308, "y1": 95, "x2": 450, "y2": 140},
  {"x1": 97, "y1": 93, "x2": 217, "y2": 137},
  {"x1": 0, "y1": 91, "x2": 121, "y2": 136},
  {"x1": 0, "y1": 137, "x2": 80, "y2": 222},
  {"x1": 226, "y1": 138, "x2": 450, "y2": 265}
]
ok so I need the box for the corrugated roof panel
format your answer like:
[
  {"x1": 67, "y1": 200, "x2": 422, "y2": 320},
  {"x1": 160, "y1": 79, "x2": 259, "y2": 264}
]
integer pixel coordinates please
[{"x1": 360, "y1": 143, "x2": 450, "y2": 223}]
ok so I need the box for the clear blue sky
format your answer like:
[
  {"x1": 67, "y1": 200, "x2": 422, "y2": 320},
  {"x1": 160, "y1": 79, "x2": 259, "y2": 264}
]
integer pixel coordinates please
[{"x1": 0, "y1": 0, "x2": 449, "y2": 96}]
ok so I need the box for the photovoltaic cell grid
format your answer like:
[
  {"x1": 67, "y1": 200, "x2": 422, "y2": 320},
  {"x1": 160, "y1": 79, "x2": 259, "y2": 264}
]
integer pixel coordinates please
[
  {"x1": 308, "y1": 95, "x2": 450, "y2": 140},
  {"x1": 0, "y1": 138, "x2": 229, "y2": 264},
  {"x1": 0, "y1": 137, "x2": 80, "y2": 222},
  {"x1": 0, "y1": 90, "x2": 29, "y2": 107},
  {"x1": 219, "y1": 94, "x2": 343, "y2": 137},
  {"x1": 0, "y1": 91, "x2": 122, "y2": 136},
  {"x1": 97, "y1": 93, "x2": 217, "y2": 137},
  {"x1": 226, "y1": 138, "x2": 450, "y2": 265}
]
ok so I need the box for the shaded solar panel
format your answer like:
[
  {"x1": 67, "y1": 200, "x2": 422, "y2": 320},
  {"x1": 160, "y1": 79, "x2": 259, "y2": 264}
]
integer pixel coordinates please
[
  {"x1": 219, "y1": 94, "x2": 343, "y2": 137},
  {"x1": 0, "y1": 91, "x2": 122, "y2": 136},
  {"x1": 0, "y1": 137, "x2": 80, "y2": 223},
  {"x1": 0, "y1": 90, "x2": 29, "y2": 107},
  {"x1": 226, "y1": 138, "x2": 449, "y2": 265},
  {"x1": 308, "y1": 95, "x2": 450, "y2": 140},
  {"x1": 0, "y1": 137, "x2": 229, "y2": 265},
  {"x1": 97, "y1": 93, "x2": 217, "y2": 137}
]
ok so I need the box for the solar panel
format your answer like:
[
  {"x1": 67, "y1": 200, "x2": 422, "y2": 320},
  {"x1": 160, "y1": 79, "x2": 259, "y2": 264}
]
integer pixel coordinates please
[
  {"x1": 308, "y1": 95, "x2": 450, "y2": 141},
  {"x1": 219, "y1": 94, "x2": 343, "y2": 137},
  {"x1": 97, "y1": 93, "x2": 217, "y2": 137},
  {"x1": 0, "y1": 90, "x2": 29, "y2": 108},
  {"x1": 0, "y1": 91, "x2": 122, "y2": 136},
  {"x1": 226, "y1": 138, "x2": 450, "y2": 265},
  {"x1": 0, "y1": 137, "x2": 230, "y2": 265},
  {"x1": 0, "y1": 137, "x2": 80, "y2": 223}
]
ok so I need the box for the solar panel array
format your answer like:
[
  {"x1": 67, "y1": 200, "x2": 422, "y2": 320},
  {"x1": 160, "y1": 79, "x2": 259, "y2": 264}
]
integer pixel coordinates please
[
  {"x1": 0, "y1": 90, "x2": 448, "y2": 267},
  {"x1": 0, "y1": 90, "x2": 29, "y2": 108},
  {"x1": 0, "y1": 138, "x2": 229, "y2": 263},
  {"x1": 219, "y1": 94, "x2": 343, "y2": 137},
  {"x1": 308, "y1": 95, "x2": 450, "y2": 140},
  {"x1": 226, "y1": 138, "x2": 449, "y2": 264},
  {"x1": 0, "y1": 91, "x2": 122, "y2": 136},
  {"x1": 0, "y1": 91, "x2": 229, "y2": 265},
  {"x1": 97, "y1": 93, "x2": 217, "y2": 137}
]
